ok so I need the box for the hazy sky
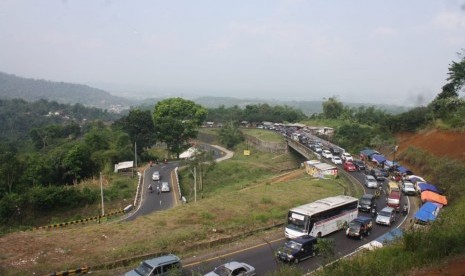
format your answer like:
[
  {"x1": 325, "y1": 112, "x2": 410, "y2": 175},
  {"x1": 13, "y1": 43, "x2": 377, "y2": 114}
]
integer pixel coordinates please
[{"x1": 1, "y1": 1, "x2": 465, "y2": 106}]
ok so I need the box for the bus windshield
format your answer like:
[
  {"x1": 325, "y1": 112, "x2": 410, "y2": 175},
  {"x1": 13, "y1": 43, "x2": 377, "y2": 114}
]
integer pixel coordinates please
[{"x1": 287, "y1": 211, "x2": 309, "y2": 233}]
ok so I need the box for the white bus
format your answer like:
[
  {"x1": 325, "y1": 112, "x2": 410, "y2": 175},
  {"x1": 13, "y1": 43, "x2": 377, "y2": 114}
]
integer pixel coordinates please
[{"x1": 285, "y1": 195, "x2": 359, "y2": 239}]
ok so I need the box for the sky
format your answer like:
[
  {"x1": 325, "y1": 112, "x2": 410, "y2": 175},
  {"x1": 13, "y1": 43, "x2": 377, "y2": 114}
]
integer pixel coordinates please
[{"x1": 1, "y1": 1, "x2": 465, "y2": 106}]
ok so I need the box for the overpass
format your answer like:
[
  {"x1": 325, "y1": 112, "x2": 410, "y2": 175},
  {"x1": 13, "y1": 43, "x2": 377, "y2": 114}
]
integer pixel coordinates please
[{"x1": 285, "y1": 137, "x2": 319, "y2": 160}]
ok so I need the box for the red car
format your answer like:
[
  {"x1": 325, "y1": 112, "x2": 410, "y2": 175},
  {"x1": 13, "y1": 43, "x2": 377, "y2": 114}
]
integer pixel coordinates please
[{"x1": 344, "y1": 161, "x2": 357, "y2": 172}]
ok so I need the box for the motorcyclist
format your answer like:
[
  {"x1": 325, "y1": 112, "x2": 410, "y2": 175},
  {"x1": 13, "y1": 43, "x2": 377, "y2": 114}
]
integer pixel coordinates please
[
  {"x1": 402, "y1": 203, "x2": 408, "y2": 216},
  {"x1": 148, "y1": 184, "x2": 153, "y2": 193},
  {"x1": 371, "y1": 203, "x2": 377, "y2": 218}
]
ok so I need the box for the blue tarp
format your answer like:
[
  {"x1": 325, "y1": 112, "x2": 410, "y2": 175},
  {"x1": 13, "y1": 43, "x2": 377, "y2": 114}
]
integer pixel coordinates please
[
  {"x1": 396, "y1": 166, "x2": 412, "y2": 174},
  {"x1": 371, "y1": 154, "x2": 386, "y2": 164},
  {"x1": 360, "y1": 149, "x2": 379, "y2": 158},
  {"x1": 414, "y1": 202, "x2": 440, "y2": 223},
  {"x1": 418, "y1": 183, "x2": 442, "y2": 194},
  {"x1": 375, "y1": 228, "x2": 404, "y2": 244}
]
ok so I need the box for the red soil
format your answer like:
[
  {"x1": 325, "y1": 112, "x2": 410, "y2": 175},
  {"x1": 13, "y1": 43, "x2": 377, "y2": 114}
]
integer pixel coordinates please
[
  {"x1": 396, "y1": 129, "x2": 465, "y2": 162},
  {"x1": 396, "y1": 129, "x2": 465, "y2": 275}
]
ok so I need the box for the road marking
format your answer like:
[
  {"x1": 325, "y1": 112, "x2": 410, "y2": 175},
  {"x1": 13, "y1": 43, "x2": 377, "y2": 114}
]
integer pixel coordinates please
[{"x1": 183, "y1": 236, "x2": 286, "y2": 267}]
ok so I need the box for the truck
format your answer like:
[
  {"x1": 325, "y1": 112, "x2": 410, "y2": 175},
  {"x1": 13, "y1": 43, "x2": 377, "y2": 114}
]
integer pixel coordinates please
[
  {"x1": 346, "y1": 216, "x2": 373, "y2": 240},
  {"x1": 387, "y1": 190, "x2": 401, "y2": 212}
]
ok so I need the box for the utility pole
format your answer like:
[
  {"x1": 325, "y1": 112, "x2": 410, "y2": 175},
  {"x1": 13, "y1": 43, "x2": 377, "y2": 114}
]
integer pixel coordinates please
[
  {"x1": 100, "y1": 172, "x2": 105, "y2": 216},
  {"x1": 194, "y1": 166, "x2": 197, "y2": 203},
  {"x1": 134, "y1": 142, "x2": 137, "y2": 168}
]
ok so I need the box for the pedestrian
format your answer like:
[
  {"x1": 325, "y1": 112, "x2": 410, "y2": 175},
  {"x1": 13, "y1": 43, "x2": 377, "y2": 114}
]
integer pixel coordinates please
[{"x1": 157, "y1": 185, "x2": 160, "y2": 195}]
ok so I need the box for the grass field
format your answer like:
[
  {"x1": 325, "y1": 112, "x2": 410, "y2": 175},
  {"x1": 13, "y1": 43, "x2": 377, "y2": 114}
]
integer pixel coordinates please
[{"x1": 241, "y1": 128, "x2": 285, "y2": 142}]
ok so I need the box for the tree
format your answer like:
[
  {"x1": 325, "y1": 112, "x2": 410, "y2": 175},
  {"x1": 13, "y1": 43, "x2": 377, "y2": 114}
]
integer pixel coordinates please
[
  {"x1": 322, "y1": 97, "x2": 343, "y2": 119},
  {"x1": 113, "y1": 109, "x2": 156, "y2": 155},
  {"x1": 63, "y1": 143, "x2": 95, "y2": 184},
  {"x1": 218, "y1": 121, "x2": 244, "y2": 149},
  {"x1": 447, "y1": 50, "x2": 465, "y2": 93},
  {"x1": 0, "y1": 148, "x2": 22, "y2": 194},
  {"x1": 152, "y1": 98, "x2": 207, "y2": 158}
]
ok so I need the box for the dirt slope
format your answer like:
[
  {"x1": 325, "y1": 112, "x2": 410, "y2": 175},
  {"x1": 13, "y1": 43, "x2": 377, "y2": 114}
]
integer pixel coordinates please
[
  {"x1": 395, "y1": 129, "x2": 465, "y2": 275},
  {"x1": 396, "y1": 129, "x2": 465, "y2": 163}
]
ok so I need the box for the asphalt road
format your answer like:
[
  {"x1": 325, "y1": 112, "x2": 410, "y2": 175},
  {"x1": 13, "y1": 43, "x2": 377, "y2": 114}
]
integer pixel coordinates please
[
  {"x1": 125, "y1": 144, "x2": 227, "y2": 221},
  {"x1": 125, "y1": 161, "x2": 180, "y2": 221},
  {"x1": 182, "y1": 157, "x2": 414, "y2": 275}
]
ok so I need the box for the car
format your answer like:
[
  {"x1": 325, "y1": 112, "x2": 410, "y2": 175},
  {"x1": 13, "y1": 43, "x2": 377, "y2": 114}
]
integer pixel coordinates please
[
  {"x1": 204, "y1": 261, "x2": 256, "y2": 276},
  {"x1": 330, "y1": 147, "x2": 342, "y2": 156},
  {"x1": 277, "y1": 235, "x2": 318, "y2": 264},
  {"x1": 344, "y1": 161, "x2": 357, "y2": 172},
  {"x1": 358, "y1": 194, "x2": 376, "y2": 212},
  {"x1": 401, "y1": 181, "x2": 417, "y2": 196},
  {"x1": 341, "y1": 152, "x2": 353, "y2": 162},
  {"x1": 161, "y1": 182, "x2": 170, "y2": 192},
  {"x1": 346, "y1": 217, "x2": 373, "y2": 240},
  {"x1": 152, "y1": 171, "x2": 161, "y2": 181},
  {"x1": 331, "y1": 156, "x2": 343, "y2": 164},
  {"x1": 314, "y1": 146, "x2": 322, "y2": 153},
  {"x1": 321, "y1": 150, "x2": 333, "y2": 159},
  {"x1": 387, "y1": 190, "x2": 401, "y2": 212},
  {"x1": 125, "y1": 254, "x2": 181, "y2": 276},
  {"x1": 352, "y1": 159, "x2": 366, "y2": 171},
  {"x1": 376, "y1": 206, "x2": 396, "y2": 226},
  {"x1": 370, "y1": 168, "x2": 385, "y2": 181},
  {"x1": 364, "y1": 175, "x2": 378, "y2": 189}
]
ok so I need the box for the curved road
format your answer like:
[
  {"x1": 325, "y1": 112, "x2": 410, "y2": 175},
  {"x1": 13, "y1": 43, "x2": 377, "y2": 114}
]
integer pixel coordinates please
[
  {"x1": 182, "y1": 158, "x2": 413, "y2": 275},
  {"x1": 125, "y1": 144, "x2": 230, "y2": 221}
]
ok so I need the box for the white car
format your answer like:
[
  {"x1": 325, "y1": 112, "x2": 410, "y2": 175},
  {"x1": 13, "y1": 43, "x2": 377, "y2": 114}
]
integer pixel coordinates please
[
  {"x1": 402, "y1": 181, "x2": 416, "y2": 196},
  {"x1": 204, "y1": 261, "x2": 256, "y2": 276},
  {"x1": 331, "y1": 156, "x2": 343, "y2": 165},
  {"x1": 364, "y1": 175, "x2": 378, "y2": 189},
  {"x1": 161, "y1": 182, "x2": 170, "y2": 192},
  {"x1": 321, "y1": 150, "x2": 333, "y2": 159},
  {"x1": 341, "y1": 152, "x2": 353, "y2": 162},
  {"x1": 152, "y1": 171, "x2": 160, "y2": 181}
]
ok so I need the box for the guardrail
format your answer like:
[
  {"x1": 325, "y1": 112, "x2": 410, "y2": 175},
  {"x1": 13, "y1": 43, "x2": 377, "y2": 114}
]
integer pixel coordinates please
[
  {"x1": 31, "y1": 209, "x2": 125, "y2": 231},
  {"x1": 48, "y1": 265, "x2": 90, "y2": 275}
]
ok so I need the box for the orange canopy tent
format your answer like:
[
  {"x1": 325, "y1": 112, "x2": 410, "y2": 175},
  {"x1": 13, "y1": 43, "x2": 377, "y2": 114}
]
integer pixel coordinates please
[{"x1": 421, "y1": 190, "x2": 447, "y2": 206}]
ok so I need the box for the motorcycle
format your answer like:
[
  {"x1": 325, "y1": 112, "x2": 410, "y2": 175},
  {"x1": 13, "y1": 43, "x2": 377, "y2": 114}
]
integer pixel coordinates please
[{"x1": 402, "y1": 204, "x2": 408, "y2": 216}]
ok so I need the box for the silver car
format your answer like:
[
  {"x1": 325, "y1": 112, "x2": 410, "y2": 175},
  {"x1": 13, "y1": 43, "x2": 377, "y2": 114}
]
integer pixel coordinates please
[
  {"x1": 161, "y1": 182, "x2": 170, "y2": 192},
  {"x1": 204, "y1": 261, "x2": 256, "y2": 276},
  {"x1": 152, "y1": 171, "x2": 160, "y2": 181},
  {"x1": 376, "y1": 207, "x2": 396, "y2": 226},
  {"x1": 364, "y1": 175, "x2": 378, "y2": 189}
]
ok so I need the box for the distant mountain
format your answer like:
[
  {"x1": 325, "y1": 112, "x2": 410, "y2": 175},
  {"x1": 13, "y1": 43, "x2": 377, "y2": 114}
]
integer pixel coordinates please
[
  {"x1": 0, "y1": 72, "x2": 410, "y2": 115},
  {"x1": 0, "y1": 72, "x2": 137, "y2": 112}
]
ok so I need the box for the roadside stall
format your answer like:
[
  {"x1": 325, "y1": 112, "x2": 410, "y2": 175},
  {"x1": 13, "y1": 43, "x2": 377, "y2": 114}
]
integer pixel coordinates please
[
  {"x1": 414, "y1": 202, "x2": 441, "y2": 224},
  {"x1": 305, "y1": 161, "x2": 338, "y2": 179},
  {"x1": 421, "y1": 190, "x2": 448, "y2": 206}
]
